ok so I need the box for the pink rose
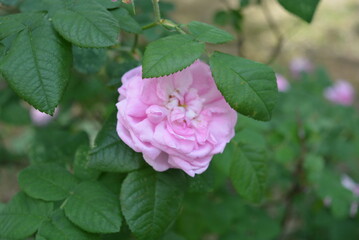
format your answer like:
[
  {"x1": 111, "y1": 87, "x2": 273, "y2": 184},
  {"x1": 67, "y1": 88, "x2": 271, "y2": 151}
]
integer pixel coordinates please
[
  {"x1": 30, "y1": 107, "x2": 58, "y2": 126},
  {"x1": 116, "y1": 61, "x2": 237, "y2": 176},
  {"x1": 276, "y1": 74, "x2": 290, "y2": 92},
  {"x1": 290, "y1": 57, "x2": 313, "y2": 78},
  {"x1": 324, "y1": 80, "x2": 355, "y2": 106}
]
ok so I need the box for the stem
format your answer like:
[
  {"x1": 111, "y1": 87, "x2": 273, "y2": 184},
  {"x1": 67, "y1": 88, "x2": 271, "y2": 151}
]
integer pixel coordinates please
[
  {"x1": 261, "y1": 0, "x2": 284, "y2": 65},
  {"x1": 142, "y1": 22, "x2": 159, "y2": 30},
  {"x1": 151, "y1": 0, "x2": 161, "y2": 22},
  {"x1": 278, "y1": 114, "x2": 306, "y2": 240},
  {"x1": 131, "y1": 34, "x2": 138, "y2": 53}
]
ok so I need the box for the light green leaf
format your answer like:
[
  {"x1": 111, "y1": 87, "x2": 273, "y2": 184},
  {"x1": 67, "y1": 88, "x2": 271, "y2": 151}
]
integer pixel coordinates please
[
  {"x1": 37, "y1": 210, "x2": 99, "y2": 240},
  {"x1": 64, "y1": 181, "x2": 122, "y2": 233},
  {"x1": 209, "y1": 51, "x2": 278, "y2": 121},
  {"x1": 230, "y1": 129, "x2": 268, "y2": 202},
  {"x1": 0, "y1": 192, "x2": 53, "y2": 239},
  {"x1": 0, "y1": 14, "x2": 71, "y2": 115},
  {"x1": 277, "y1": 0, "x2": 320, "y2": 23},
  {"x1": 111, "y1": 8, "x2": 142, "y2": 34},
  {"x1": 88, "y1": 112, "x2": 144, "y2": 173},
  {"x1": 74, "y1": 145, "x2": 101, "y2": 181},
  {"x1": 51, "y1": 0, "x2": 121, "y2": 47},
  {"x1": 72, "y1": 46, "x2": 107, "y2": 74},
  {"x1": 121, "y1": 169, "x2": 186, "y2": 240},
  {"x1": 188, "y1": 21, "x2": 234, "y2": 44},
  {"x1": 142, "y1": 34, "x2": 205, "y2": 78},
  {"x1": 18, "y1": 163, "x2": 79, "y2": 201}
]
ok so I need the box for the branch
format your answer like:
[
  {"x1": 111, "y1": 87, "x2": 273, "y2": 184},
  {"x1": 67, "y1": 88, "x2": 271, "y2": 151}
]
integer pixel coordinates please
[{"x1": 261, "y1": 0, "x2": 284, "y2": 65}]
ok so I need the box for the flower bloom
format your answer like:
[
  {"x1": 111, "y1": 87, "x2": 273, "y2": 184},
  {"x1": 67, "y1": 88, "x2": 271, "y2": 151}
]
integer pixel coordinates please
[
  {"x1": 30, "y1": 107, "x2": 58, "y2": 126},
  {"x1": 116, "y1": 61, "x2": 237, "y2": 176},
  {"x1": 290, "y1": 57, "x2": 313, "y2": 78},
  {"x1": 275, "y1": 74, "x2": 290, "y2": 92},
  {"x1": 324, "y1": 80, "x2": 355, "y2": 106}
]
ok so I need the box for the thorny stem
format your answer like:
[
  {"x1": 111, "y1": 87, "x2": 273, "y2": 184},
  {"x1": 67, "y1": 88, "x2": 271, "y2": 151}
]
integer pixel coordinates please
[
  {"x1": 278, "y1": 114, "x2": 307, "y2": 240},
  {"x1": 261, "y1": 0, "x2": 284, "y2": 65}
]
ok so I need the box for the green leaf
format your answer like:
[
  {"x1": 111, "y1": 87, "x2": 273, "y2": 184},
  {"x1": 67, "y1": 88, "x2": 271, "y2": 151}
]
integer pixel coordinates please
[
  {"x1": 121, "y1": 169, "x2": 186, "y2": 240},
  {"x1": 19, "y1": 0, "x2": 47, "y2": 12},
  {"x1": 209, "y1": 51, "x2": 278, "y2": 121},
  {"x1": 74, "y1": 145, "x2": 101, "y2": 181},
  {"x1": 73, "y1": 46, "x2": 107, "y2": 74},
  {"x1": 18, "y1": 163, "x2": 79, "y2": 201},
  {"x1": 187, "y1": 21, "x2": 234, "y2": 44},
  {"x1": 229, "y1": 129, "x2": 268, "y2": 202},
  {"x1": 29, "y1": 129, "x2": 89, "y2": 164},
  {"x1": 64, "y1": 181, "x2": 122, "y2": 233},
  {"x1": 37, "y1": 210, "x2": 99, "y2": 240},
  {"x1": 88, "y1": 112, "x2": 144, "y2": 173},
  {"x1": 51, "y1": 0, "x2": 121, "y2": 47},
  {"x1": 0, "y1": 14, "x2": 71, "y2": 115},
  {"x1": 96, "y1": 0, "x2": 123, "y2": 9},
  {"x1": 0, "y1": 13, "x2": 33, "y2": 40},
  {"x1": 111, "y1": 8, "x2": 142, "y2": 34},
  {"x1": 142, "y1": 34, "x2": 205, "y2": 78},
  {"x1": 277, "y1": 0, "x2": 320, "y2": 23},
  {"x1": 0, "y1": 192, "x2": 53, "y2": 239}
]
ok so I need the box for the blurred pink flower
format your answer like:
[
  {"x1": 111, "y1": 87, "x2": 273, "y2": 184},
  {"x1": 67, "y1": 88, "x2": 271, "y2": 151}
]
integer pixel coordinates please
[
  {"x1": 276, "y1": 74, "x2": 290, "y2": 92},
  {"x1": 30, "y1": 107, "x2": 58, "y2": 126},
  {"x1": 324, "y1": 80, "x2": 355, "y2": 106},
  {"x1": 290, "y1": 57, "x2": 313, "y2": 78},
  {"x1": 116, "y1": 61, "x2": 237, "y2": 176},
  {"x1": 341, "y1": 174, "x2": 359, "y2": 217}
]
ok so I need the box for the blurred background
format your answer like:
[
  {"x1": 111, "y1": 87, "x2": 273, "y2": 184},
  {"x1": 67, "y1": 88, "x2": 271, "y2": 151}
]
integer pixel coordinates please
[{"x1": 1, "y1": 0, "x2": 359, "y2": 239}]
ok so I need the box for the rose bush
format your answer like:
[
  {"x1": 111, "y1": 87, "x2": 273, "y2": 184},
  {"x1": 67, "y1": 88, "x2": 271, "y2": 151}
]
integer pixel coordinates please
[{"x1": 116, "y1": 61, "x2": 237, "y2": 176}]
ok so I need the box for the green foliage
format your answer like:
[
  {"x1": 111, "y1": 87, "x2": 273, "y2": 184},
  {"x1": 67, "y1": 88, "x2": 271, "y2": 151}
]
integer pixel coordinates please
[
  {"x1": 0, "y1": 13, "x2": 71, "y2": 115},
  {"x1": 277, "y1": 0, "x2": 321, "y2": 23},
  {"x1": 50, "y1": 0, "x2": 121, "y2": 47},
  {"x1": 111, "y1": 8, "x2": 142, "y2": 34},
  {"x1": 74, "y1": 145, "x2": 101, "y2": 181},
  {"x1": 121, "y1": 169, "x2": 186, "y2": 240},
  {"x1": 73, "y1": 46, "x2": 107, "y2": 74},
  {"x1": 19, "y1": 163, "x2": 79, "y2": 201},
  {"x1": 37, "y1": 210, "x2": 100, "y2": 240},
  {"x1": 0, "y1": 192, "x2": 53, "y2": 239},
  {"x1": 64, "y1": 181, "x2": 122, "y2": 233},
  {"x1": 88, "y1": 112, "x2": 144, "y2": 172},
  {"x1": 209, "y1": 51, "x2": 278, "y2": 121},
  {"x1": 142, "y1": 34, "x2": 205, "y2": 78},
  {"x1": 230, "y1": 129, "x2": 268, "y2": 202},
  {"x1": 187, "y1": 21, "x2": 234, "y2": 44}
]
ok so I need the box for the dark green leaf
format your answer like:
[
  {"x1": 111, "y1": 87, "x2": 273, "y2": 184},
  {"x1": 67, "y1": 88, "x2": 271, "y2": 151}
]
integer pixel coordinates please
[
  {"x1": 88, "y1": 112, "x2": 144, "y2": 173},
  {"x1": 277, "y1": 0, "x2": 320, "y2": 23},
  {"x1": 111, "y1": 8, "x2": 142, "y2": 34},
  {"x1": 51, "y1": 0, "x2": 121, "y2": 47},
  {"x1": 0, "y1": 192, "x2": 53, "y2": 239},
  {"x1": 18, "y1": 163, "x2": 79, "y2": 201},
  {"x1": 74, "y1": 145, "x2": 101, "y2": 181},
  {"x1": 73, "y1": 46, "x2": 107, "y2": 74},
  {"x1": 19, "y1": 0, "x2": 47, "y2": 12},
  {"x1": 142, "y1": 34, "x2": 205, "y2": 78},
  {"x1": 240, "y1": 0, "x2": 250, "y2": 7},
  {"x1": 121, "y1": 169, "x2": 186, "y2": 240},
  {"x1": 209, "y1": 51, "x2": 278, "y2": 121},
  {"x1": 64, "y1": 181, "x2": 122, "y2": 233},
  {"x1": 188, "y1": 21, "x2": 234, "y2": 44},
  {"x1": 0, "y1": 14, "x2": 71, "y2": 114},
  {"x1": 230, "y1": 129, "x2": 268, "y2": 202},
  {"x1": 29, "y1": 129, "x2": 89, "y2": 164},
  {"x1": 37, "y1": 210, "x2": 99, "y2": 240},
  {"x1": 96, "y1": 0, "x2": 123, "y2": 9}
]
